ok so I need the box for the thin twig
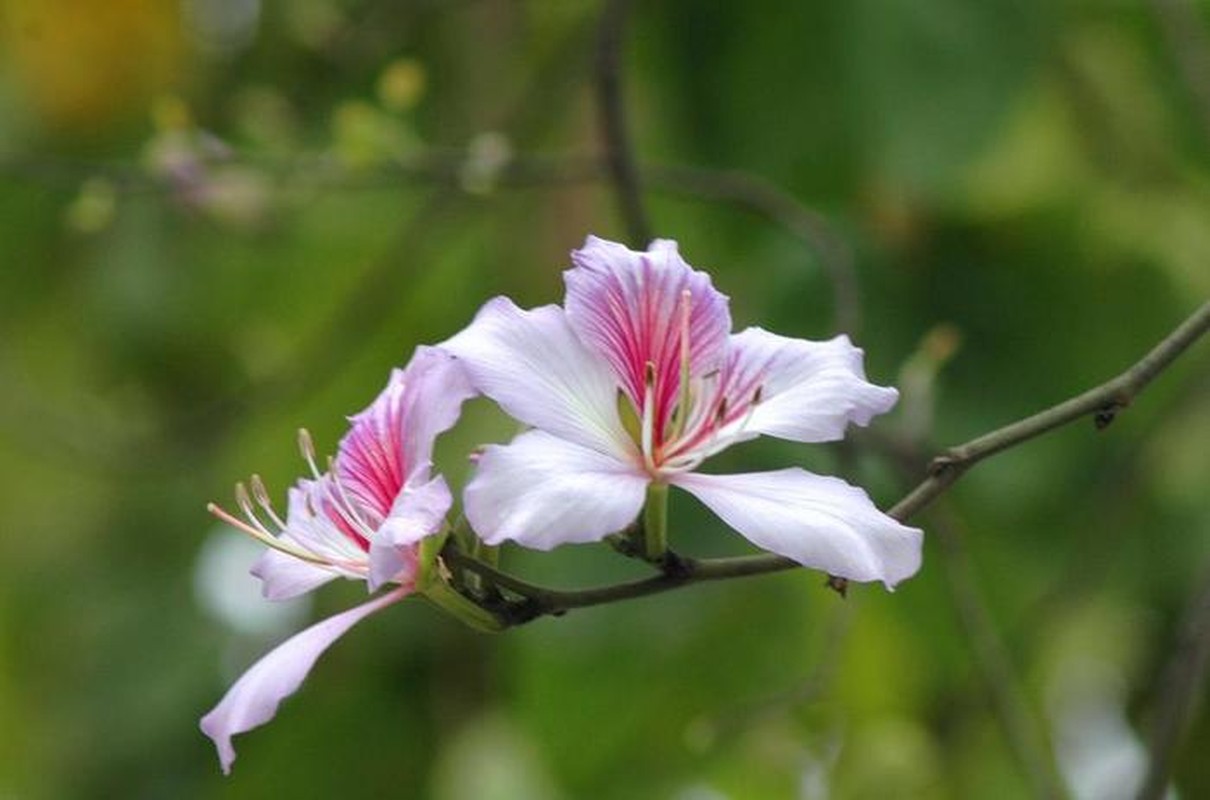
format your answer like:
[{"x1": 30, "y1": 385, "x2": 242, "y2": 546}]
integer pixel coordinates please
[
  {"x1": 0, "y1": 150, "x2": 858, "y2": 332},
  {"x1": 594, "y1": 0, "x2": 652, "y2": 246},
  {"x1": 1138, "y1": 558, "x2": 1210, "y2": 800}
]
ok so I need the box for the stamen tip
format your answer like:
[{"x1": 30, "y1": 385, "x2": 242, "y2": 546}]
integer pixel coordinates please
[{"x1": 297, "y1": 428, "x2": 315, "y2": 458}]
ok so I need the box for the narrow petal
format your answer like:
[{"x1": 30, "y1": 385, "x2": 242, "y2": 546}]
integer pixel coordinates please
[
  {"x1": 250, "y1": 548, "x2": 340, "y2": 601},
  {"x1": 671, "y1": 469, "x2": 922, "y2": 588},
  {"x1": 200, "y1": 587, "x2": 408, "y2": 775},
  {"x1": 726, "y1": 328, "x2": 899, "y2": 443},
  {"x1": 464, "y1": 430, "x2": 649, "y2": 549},
  {"x1": 565, "y1": 237, "x2": 731, "y2": 416},
  {"x1": 441, "y1": 296, "x2": 634, "y2": 458},
  {"x1": 367, "y1": 473, "x2": 452, "y2": 592}
]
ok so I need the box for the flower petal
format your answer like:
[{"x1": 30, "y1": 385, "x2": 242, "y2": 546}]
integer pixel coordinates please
[
  {"x1": 727, "y1": 328, "x2": 899, "y2": 443},
  {"x1": 250, "y1": 549, "x2": 340, "y2": 601},
  {"x1": 367, "y1": 473, "x2": 452, "y2": 592},
  {"x1": 200, "y1": 587, "x2": 408, "y2": 775},
  {"x1": 565, "y1": 237, "x2": 731, "y2": 416},
  {"x1": 336, "y1": 346, "x2": 475, "y2": 519},
  {"x1": 464, "y1": 429, "x2": 649, "y2": 549},
  {"x1": 441, "y1": 296, "x2": 633, "y2": 458},
  {"x1": 671, "y1": 469, "x2": 922, "y2": 588}
]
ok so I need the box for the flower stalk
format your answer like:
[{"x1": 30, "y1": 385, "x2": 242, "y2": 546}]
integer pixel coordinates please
[{"x1": 642, "y1": 482, "x2": 669, "y2": 562}]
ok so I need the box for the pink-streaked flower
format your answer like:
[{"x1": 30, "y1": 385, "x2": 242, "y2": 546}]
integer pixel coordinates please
[
  {"x1": 442, "y1": 236, "x2": 922, "y2": 587},
  {"x1": 201, "y1": 346, "x2": 475, "y2": 774}
]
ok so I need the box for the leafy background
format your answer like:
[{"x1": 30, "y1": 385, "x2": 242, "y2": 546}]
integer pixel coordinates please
[{"x1": 1, "y1": 1, "x2": 1209, "y2": 798}]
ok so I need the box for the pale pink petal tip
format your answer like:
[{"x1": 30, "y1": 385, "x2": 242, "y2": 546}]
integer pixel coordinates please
[
  {"x1": 672, "y1": 469, "x2": 923, "y2": 589},
  {"x1": 200, "y1": 587, "x2": 407, "y2": 774}
]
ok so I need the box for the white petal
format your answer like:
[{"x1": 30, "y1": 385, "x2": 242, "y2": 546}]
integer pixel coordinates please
[
  {"x1": 441, "y1": 297, "x2": 634, "y2": 459},
  {"x1": 671, "y1": 469, "x2": 922, "y2": 588},
  {"x1": 367, "y1": 473, "x2": 452, "y2": 592},
  {"x1": 729, "y1": 328, "x2": 899, "y2": 443},
  {"x1": 249, "y1": 549, "x2": 340, "y2": 601},
  {"x1": 464, "y1": 430, "x2": 649, "y2": 549},
  {"x1": 200, "y1": 587, "x2": 408, "y2": 774}
]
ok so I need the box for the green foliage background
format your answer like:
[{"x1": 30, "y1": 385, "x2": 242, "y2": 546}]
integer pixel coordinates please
[{"x1": 1, "y1": 1, "x2": 1209, "y2": 797}]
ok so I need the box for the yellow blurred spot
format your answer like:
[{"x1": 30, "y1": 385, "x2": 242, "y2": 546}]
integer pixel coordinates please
[
  {"x1": 377, "y1": 59, "x2": 426, "y2": 113},
  {"x1": 921, "y1": 323, "x2": 962, "y2": 366},
  {"x1": 65, "y1": 177, "x2": 117, "y2": 234},
  {"x1": 150, "y1": 95, "x2": 192, "y2": 133},
  {"x1": 1, "y1": 0, "x2": 184, "y2": 135}
]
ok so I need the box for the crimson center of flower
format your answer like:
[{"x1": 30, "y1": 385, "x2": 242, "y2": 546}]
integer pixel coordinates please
[{"x1": 631, "y1": 290, "x2": 764, "y2": 478}]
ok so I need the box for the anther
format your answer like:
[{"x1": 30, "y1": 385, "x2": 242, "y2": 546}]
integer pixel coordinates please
[
  {"x1": 714, "y1": 397, "x2": 729, "y2": 424},
  {"x1": 752, "y1": 385, "x2": 764, "y2": 405},
  {"x1": 644, "y1": 361, "x2": 657, "y2": 387},
  {"x1": 250, "y1": 474, "x2": 286, "y2": 529},
  {"x1": 298, "y1": 428, "x2": 315, "y2": 461},
  {"x1": 235, "y1": 481, "x2": 253, "y2": 515}
]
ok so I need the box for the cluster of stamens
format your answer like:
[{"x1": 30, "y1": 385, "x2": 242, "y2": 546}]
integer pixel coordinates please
[{"x1": 205, "y1": 429, "x2": 377, "y2": 574}]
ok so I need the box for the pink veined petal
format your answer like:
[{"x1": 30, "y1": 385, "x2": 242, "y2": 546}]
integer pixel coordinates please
[
  {"x1": 441, "y1": 296, "x2": 634, "y2": 459},
  {"x1": 250, "y1": 548, "x2": 340, "y2": 601},
  {"x1": 726, "y1": 328, "x2": 899, "y2": 444},
  {"x1": 565, "y1": 236, "x2": 731, "y2": 422},
  {"x1": 200, "y1": 586, "x2": 409, "y2": 775},
  {"x1": 367, "y1": 472, "x2": 452, "y2": 592},
  {"x1": 336, "y1": 346, "x2": 475, "y2": 519},
  {"x1": 463, "y1": 429, "x2": 649, "y2": 549},
  {"x1": 671, "y1": 469, "x2": 923, "y2": 589}
]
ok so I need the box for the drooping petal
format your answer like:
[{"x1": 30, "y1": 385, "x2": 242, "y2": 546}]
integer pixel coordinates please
[
  {"x1": 250, "y1": 548, "x2": 340, "y2": 601},
  {"x1": 724, "y1": 328, "x2": 899, "y2": 443},
  {"x1": 336, "y1": 346, "x2": 475, "y2": 520},
  {"x1": 200, "y1": 586, "x2": 408, "y2": 775},
  {"x1": 671, "y1": 469, "x2": 922, "y2": 588},
  {"x1": 464, "y1": 429, "x2": 649, "y2": 549},
  {"x1": 565, "y1": 237, "x2": 731, "y2": 420},
  {"x1": 441, "y1": 296, "x2": 634, "y2": 458},
  {"x1": 367, "y1": 472, "x2": 452, "y2": 592}
]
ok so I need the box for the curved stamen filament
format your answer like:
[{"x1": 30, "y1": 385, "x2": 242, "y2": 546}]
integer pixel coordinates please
[
  {"x1": 207, "y1": 500, "x2": 333, "y2": 567},
  {"x1": 325, "y1": 455, "x2": 379, "y2": 544},
  {"x1": 668, "y1": 289, "x2": 693, "y2": 442}
]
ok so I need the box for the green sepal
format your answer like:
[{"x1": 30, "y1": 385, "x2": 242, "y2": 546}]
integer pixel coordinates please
[{"x1": 617, "y1": 389, "x2": 642, "y2": 445}]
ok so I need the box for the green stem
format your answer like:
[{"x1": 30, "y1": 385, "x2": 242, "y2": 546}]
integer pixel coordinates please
[
  {"x1": 642, "y1": 482, "x2": 669, "y2": 561},
  {"x1": 420, "y1": 578, "x2": 505, "y2": 633}
]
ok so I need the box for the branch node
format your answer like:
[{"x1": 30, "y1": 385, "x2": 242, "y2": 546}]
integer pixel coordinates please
[
  {"x1": 659, "y1": 550, "x2": 693, "y2": 580},
  {"x1": 929, "y1": 454, "x2": 960, "y2": 477},
  {"x1": 825, "y1": 575, "x2": 849, "y2": 598}
]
